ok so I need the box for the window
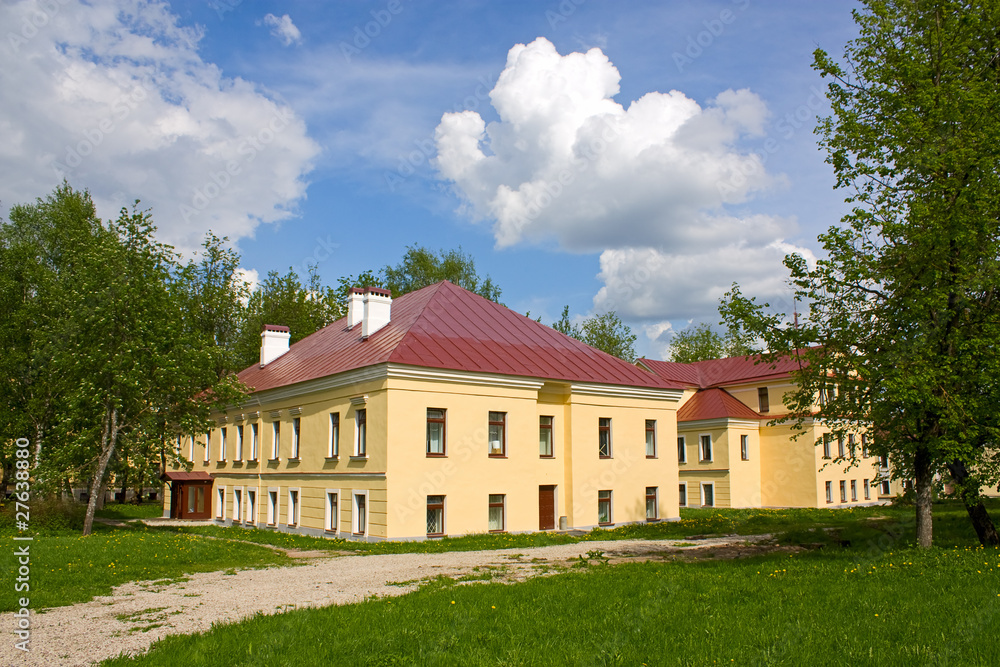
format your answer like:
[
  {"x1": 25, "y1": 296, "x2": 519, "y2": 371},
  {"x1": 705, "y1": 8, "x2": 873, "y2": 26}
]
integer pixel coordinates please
[
  {"x1": 236, "y1": 425, "x2": 244, "y2": 461},
  {"x1": 233, "y1": 488, "x2": 242, "y2": 522},
  {"x1": 679, "y1": 483, "x2": 688, "y2": 507},
  {"x1": 757, "y1": 387, "x2": 770, "y2": 412},
  {"x1": 645, "y1": 420, "x2": 657, "y2": 458},
  {"x1": 291, "y1": 418, "x2": 300, "y2": 459},
  {"x1": 246, "y1": 490, "x2": 256, "y2": 525},
  {"x1": 219, "y1": 428, "x2": 227, "y2": 462},
  {"x1": 325, "y1": 491, "x2": 339, "y2": 532},
  {"x1": 861, "y1": 434, "x2": 870, "y2": 458},
  {"x1": 353, "y1": 492, "x2": 367, "y2": 535},
  {"x1": 699, "y1": 434, "x2": 713, "y2": 462},
  {"x1": 822, "y1": 434, "x2": 831, "y2": 459},
  {"x1": 426, "y1": 408, "x2": 446, "y2": 456},
  {"x1": 328, "y1": 413, "x2": 340, "y2": 458},
  {"x1": 825, "y1": 481, "x2": 833, "y2": 504},
  {"x1": 740, "y1": 434, "x2": 749, "y2": 461},
  {"x1": 427, "y1": 495, "x2": 445, "y2": 536},
  {"x1": 271, "y1": 422, "x2": 280, "y2": 460},
  {"x1": 188, "y1": 435, "x2": 195, "y2": 461},
  {"x1": 488, "y1": 494, "x2": 505, "y2": 532},
  {"x1": 287, "y1": 489, "x2": 299, "y2": 526},
  {"x1": 598, "y1": 418, "x2": 612, "y2": 458},
  {"x1": 597, "y1": 490, "x2": 612, "y2": 525},
  {"x1": 701, "y1": 483, "x2": 715, "y2": 507},
  {"x1": 677, "y1": 436, "x2": 687, "y2": 463},
  {"x1": 879, "y1": 455, "x2": 889, "y2": 470},
  {"x1": 539, "y1": 416, "x2": 554, "y2": 457},
  {"x1": 250, "y1": 423, "x2": 259, "y2": 461},
  {"x1": 838, "y1": 436, "x2": 845, "y2": 459},
  {"x1": 216, "y1": 487, "x2": 225, "y2": 519},
  {"x1": 488, "y1": 412, "x2": 506, "y2": 456},
  {"x1": 880, "y1": 480, "x2": 891, "y2": 495},
  {"x1": 267, "y1": 489, "x2": 279, "y2": 526},
  {"x1": 839, "y1": 480, "x2": 847, "y2": 503},
  {"x1": 204, "y1": 431, "x2": 211, "y2": 462},
  {"x1": 850, "y1": 480, "x2": 857, "y2": 502},
  {"x1": 645, "y1": 487, "x2": 658, "y2": 521},
  {"x1": 864, "y1": 479, "x2": 871, "y2": 500},
  {"x1": 355, "y1": 409, "x2": 367, "y2": 457},
  {"x1": 848, "y1": 433, "x2": 856, "y2": 457}
]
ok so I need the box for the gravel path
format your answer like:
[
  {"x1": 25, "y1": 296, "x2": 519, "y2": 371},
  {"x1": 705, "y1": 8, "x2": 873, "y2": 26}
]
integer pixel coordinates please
[{"x1": 1, "y1": 535, "x2": 768, "y2": 667}]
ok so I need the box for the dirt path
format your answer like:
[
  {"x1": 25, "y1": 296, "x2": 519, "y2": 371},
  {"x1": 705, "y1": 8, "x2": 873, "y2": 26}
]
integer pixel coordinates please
[{"x1": 1, "y1": 535, "x2": 773, "y2": 667}]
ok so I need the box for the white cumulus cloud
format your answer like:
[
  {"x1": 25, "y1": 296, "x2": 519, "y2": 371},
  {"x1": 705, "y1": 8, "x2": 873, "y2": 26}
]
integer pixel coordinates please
[
  {"x1": 0, "y1": 0, "x2": 319, "y2": 255},
  {"x1": 434, "y1": 36, "x2": 807, "y2": 327},
  {"x1": 261, "y1": 13, "x2": 302, "y2": 47}
]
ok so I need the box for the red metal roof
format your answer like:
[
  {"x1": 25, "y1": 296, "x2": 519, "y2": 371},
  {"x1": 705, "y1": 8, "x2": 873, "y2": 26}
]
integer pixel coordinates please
[
  {"x1": 638, "y1": 352, "x2": 807, "y2": 389},
  {"x1": 236, "y1": 281, "x2": 685, "y2": 394},
  {"x1": 677, "y1": 387, "x2": 765, "y2": 422}
]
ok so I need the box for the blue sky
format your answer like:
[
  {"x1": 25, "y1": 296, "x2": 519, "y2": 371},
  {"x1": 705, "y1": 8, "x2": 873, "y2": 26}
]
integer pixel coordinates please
[{"x1": 0, "y1": 0, "x2": 863, "y2": 358}]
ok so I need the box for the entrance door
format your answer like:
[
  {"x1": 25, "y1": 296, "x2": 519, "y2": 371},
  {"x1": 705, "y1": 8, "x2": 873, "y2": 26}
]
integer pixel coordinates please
[
  {"x1": 172, "y1": 482, "x2": 213, "y2": 519},
  {"x1": 538, "y1": 485, "x2": 556, "y2": 530}
]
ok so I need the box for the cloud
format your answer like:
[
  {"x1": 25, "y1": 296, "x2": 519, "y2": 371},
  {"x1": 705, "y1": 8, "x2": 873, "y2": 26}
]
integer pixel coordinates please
[
  {"x1": 0, "y1": 0, "x2": 319, "y2": 255},
  {"x1": 261, "y1": 13, "x2": 302, "y2": 47},
  {"x1": 434, "y1": 36, "x2": 807, "y2": 330}
]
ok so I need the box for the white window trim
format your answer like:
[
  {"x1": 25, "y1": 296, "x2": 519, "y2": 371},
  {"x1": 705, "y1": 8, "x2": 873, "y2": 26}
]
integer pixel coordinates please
[
  {"x1": 700, "y1": 482, "x2": 715, "y2": 508},
  {"x1": 215, "y1": 486, "x2": 226, "y2": 519},
  {"x1": 699, "y1": 433, "x2": 713, "y2": 462},
  {"x1": 271, "y1": 421, "x2": 280, "y2": 461},
  {"x1": 232, "y1": 486, "x2": 244, "y2": 522},
  {"x1": 267, "y1": 487, "x2": 280, "y2": 526},
  {"x1": 352, "y1": 490, "x2": 369, "y2": 536},
  {"x1": 678, "y1": 435, "x2": 687, "y2": 464},
  {"x1": 250, "y1": 423, "x2": 259, "y2": 461},
  {"x1": 204, "y1": 432, "x2": 211, "y2": 463},
  {"x1": 245, "y1": 489, "x2": 257, "y2": 525},
  {"x1": 354, "y1": 409, "x2": 368, "y2": 458},
  {"x1": 219, "y1": 428, "x2": 227, "y2": 462},
  {"x1": 679, "y1": 482, "x2": 688, "y2": 507},
  {"x1": 287, "y1": 487, "x2": 300, "y2": 527},
  {"x1": 328, "y1": 413, "x2": 340, "y2": 458},
  {"x1": 188, "y1": 435, "x2": 195, "y2": 462},
  {"x1": 291, "y1": 418, "x2": 300, "y2": 459},
  {"x1": 740, "y1": 434, "x2": 749, "y2": 461},
  {"x1": 325, "y1": 488, "x2": 341, "y2": 533},
  {"x1": 235, "y1": 425, "x2": 244, "y2": 461},
  {"x1": 825, "y1": 480, "x2": 833, "y2": 504}
]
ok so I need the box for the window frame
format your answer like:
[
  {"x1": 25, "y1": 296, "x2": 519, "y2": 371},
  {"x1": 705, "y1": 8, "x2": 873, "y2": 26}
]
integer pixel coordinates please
[
  {"x1": 488, "y1": 494, "x2": 506, "y2": 532},
  {"x1": 233, "y1": 487, "x2": 243, "y2": 523},
  {"x1": 426, "y1": 408, "x2": 446, "y2": 457},
  {"x1": 678, "y1": 482, "x2": 688, "y2": 507},
  {"x1": 245, "y1": 489, "x2": 256, "y2": 525},
  {"x1": 838, "y1": 435, "x2": 845, "y2": 459},
  {"x1": 825, "y1": 480, "x2": 833, "y2": 504},
  {"x1": 880, "y1": 480, "x2": 891, "y2": 495},
  {"x1": 215, "y1": 486, "x2": 226, "y2": 520},
  {"x1": 352, "y1": 490, "x2": 368, "y2": 536},
  {"x1": 700, "y1": 482, "x2": 715, "y2": 508},
  {"x1": 740, "y1": 434, "x2": 749, "y2": 461},
  {"x1": 645, "y1": 419, "x2": 657, "y2": 458},
  {"x1": 539, "y1": 416, "x2": 554, "y2": 458},
  {"x1": 427, "y1": 495, "x2": 445, "y2": 537},
  {"x1": 235, "y1": 424, "x2": 244, "y2": 461},
  {"x1": 840, "y1": 480, "x2": 847, "y2": 503},
  {"x1": 249, "y1": 423, "x2": 259, "y2": 462},
  {"x1": 219, "y1": 427, "x2": 227, "y2": 463},
  {"x1": 354, "y1": 409, "x2": 367, "y2": 458},
  {"x1": 677, "y1": 436, "x2": 687, "y2": 463},
  {"x1": 287, "y1": 488, "x2": 300, "y2": 527},
  {"x1": 850, "y1": 479, "x2": 857, "y2": 502},
  {"x1": 488, "y1": 411, "x2": 507, "y2": 457},
  {"x1": 270, "y1": 421, "x2": 280, "y2": 461},
  {"x1": 597, "y1": 489, "x2": 613, "y2": 525},
  {"x1": 645, "y1": 486, "x2": 658, "y2": 521},
  {"x1": 328, "y1": 412, "x2": 340, "y2": 458},
  {"x1": 822, "y1": 433, "x2": 831, "y2": 459},
  {"x1": 267, "y1": 488, "x2": 279, "y2": 526},
  {"x1": 861, "y1": 434, "x2": 870, "y2": 458},
  {"x1": 290, "y1": 417, "x2": 300, "y2": 460},
  {"x1": 598, "y1": 418, "x2": 612, "y2": 459},
  {"x1": 699, "y1": 434, "x2": 713, "y2": 462},
  {"x1": 757, "y1": 387, "x2": 770, "y2": 412},
  {"x1": 864, "y1": 479, "x2": 871, "y2": 500},
  {"x1": 204, "y1": 431, "x2": 211, "y2": 463},
  {"x1": 325, "y1": 489, "x2": 340, "y2": 533}
]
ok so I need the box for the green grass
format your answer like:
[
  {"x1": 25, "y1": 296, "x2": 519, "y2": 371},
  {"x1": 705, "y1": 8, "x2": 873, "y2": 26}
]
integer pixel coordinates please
[
  {"x1": 96, "y1": 503, "x2": 166, "y2": 521},
  {"x1": 102, "y1": 543, "x2": 1000, "y2": 666}
]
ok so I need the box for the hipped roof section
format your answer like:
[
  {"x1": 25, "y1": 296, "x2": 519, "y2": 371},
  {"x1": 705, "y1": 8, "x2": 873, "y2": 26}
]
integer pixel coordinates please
[{"x1": 236, "y1": 281, "x2": 685, "y2": 394}]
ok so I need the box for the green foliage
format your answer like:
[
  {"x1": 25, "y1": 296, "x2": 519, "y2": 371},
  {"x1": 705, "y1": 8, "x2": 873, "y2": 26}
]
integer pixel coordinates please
[
  {"x1": 551, "y1": 306, "x2": 637, "y2": 362},
  {"x1": 383, "y1": 245, "x2": 501, "y2": 302},
  {"x1": 721, "y1": 0, "x2": 1000, "y2": 547},
  {"x1": 668, "y1": 322, "x2": 760, "y2": 363}
]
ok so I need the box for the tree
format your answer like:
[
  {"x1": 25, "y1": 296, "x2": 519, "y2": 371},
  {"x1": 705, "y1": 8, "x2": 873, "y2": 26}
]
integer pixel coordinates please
[
  {"x1": 668, "y1": 322, "x2": 760, "y2": 363},
  {"x1": 552, "y1": 306, "x2": 637, "y2": 363},
  {"x1": 383, "y1": 245, "x2": 502, "y2": 302},
  {"x1": 722, "y1": 0, "x2": 1000, "y2": 548}
]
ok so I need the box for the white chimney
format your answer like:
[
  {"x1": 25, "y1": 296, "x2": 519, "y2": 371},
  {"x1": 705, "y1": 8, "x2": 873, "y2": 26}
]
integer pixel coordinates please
[
  {"x1": 260, "y1": 324, "x2": 290, "y2": 366},
  {"x1": 346, "y1": 287, "x2": 364, "y2": 328},
  {"x1": 362, "y1": 287, "x2": 392, "y2": 338}
]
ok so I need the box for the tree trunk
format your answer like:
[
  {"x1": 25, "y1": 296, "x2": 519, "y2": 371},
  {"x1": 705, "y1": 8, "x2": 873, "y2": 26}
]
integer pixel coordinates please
[
  {"x1": 947, "y1": 459, "x2": 1000, "y2": 546},
  {"x1": 914, "y1": 446, "x2": 934, "y2": 549},
  {"x1": 118, "y1": 467, "x2": 129, "y2": 504},
  {"x1": 82, "y1": 405, "x2": 119, "y2": 536}
]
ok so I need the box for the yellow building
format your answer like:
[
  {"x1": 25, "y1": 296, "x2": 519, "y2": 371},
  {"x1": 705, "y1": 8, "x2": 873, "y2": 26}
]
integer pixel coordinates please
[
  {"x1": 163, "y1": 282, "x2": 684, "y2": 540},
  {"x1": 637, "y1": 355, "x2": 902, "y2": 509}
]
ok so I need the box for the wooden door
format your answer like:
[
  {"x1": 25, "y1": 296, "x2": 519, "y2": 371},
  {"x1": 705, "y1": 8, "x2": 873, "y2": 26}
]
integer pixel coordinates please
[{"x1": 538, "y1": 485, "x2": 556, "y2": 530}]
